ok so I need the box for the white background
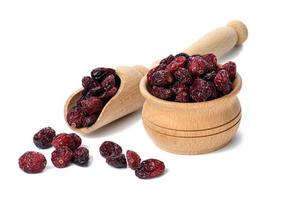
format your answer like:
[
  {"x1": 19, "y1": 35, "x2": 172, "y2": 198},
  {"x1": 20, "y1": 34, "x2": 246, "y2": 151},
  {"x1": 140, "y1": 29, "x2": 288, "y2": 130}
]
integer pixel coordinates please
[{"x1": 0, "y1": 0, "x2": 303, "y2": 199}]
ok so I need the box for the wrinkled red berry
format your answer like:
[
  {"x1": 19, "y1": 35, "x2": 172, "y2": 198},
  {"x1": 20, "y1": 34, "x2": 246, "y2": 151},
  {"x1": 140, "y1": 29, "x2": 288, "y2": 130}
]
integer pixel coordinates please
[
  {"x1": 82, "y1": 114, "x2": 99, "y2": 127},
  {"x1": 85, "y1": 86, "x2": 103, "y2": 97},
  {"x1": 82, "y1": 76, "x2": 97, "y2": 90},
  {"x1": 99, "y1": 87, "x2": 118, "y2": 101},
  {"x1": 73, "y1": 147, "x2": 89, "y2": 166},
  {"x1": 150, "y1": 86, "x2": 173, "y2": 100},
  {"x1": 91, "y1": 68, "x2": 116, "y2": 82},
  {"x1": 175, "y1": 52, "x2": 189, "y2": 58},
  {"x1": 160, "y1": 54, "x2": 175, "y2": 65},
  {"x1": 166, "y1": 56, "x2": 187, "y2": 73},
  {"x1": 135, "y1": 159, "x2": 165, "y2": 179},
  {"x1": 187, "y1": 55, "x2": 207, "y2": 77},
  {"x1": 101, "y1": 74, "x2": 116, "y2": 91},
  {"x1": 171, "y1": 82, "x2": 188, "y2": 94},
  {"x1": 175, "y1": 91, "x2": 190, "y2": 102},
  {"x1": 202, "y1": 53, "x2": 217, "y2": 72},
  {"x1": 126, "y1": 150, "x2": 141, "y2": 170},
  {"x1": 33, "y1": 127, "x2": 56, "y2": 149},
  {"x1": 190, "y1": 79, "x2": 212, "y2": 102},
  {"x1": 52, "y1": 133, "x2": 77, "y2": 150},
  {"x1": 174, "y1": 67, "x2": 192, "y2": 85},
  {"x1": 106, "y1": 154, "x2": 127, "y2": 168},
  {"x1": 214, "y1": 70, "x2": 233, "y2": 94},
  {"x1": 99, "y1": 141, "x2": 122, "y2": 158},
  {"x1": 149, "y1": 69, "x2": 173, "y2": 86},
  {"x1": 220, "y1": 61, "x2": 236, "y2": 81},
  {"x1": 51, "y1": 146, "x2": 73, "y2": 168},
  {"x1": 202, "y1": 70, "x2": 217, "y2": 81},
  {"x1": 67, "y1": 106, "x2": 85, "y2": 128},
  {"x1": 19, "y1": 151, "x2": 47, "y2": 173},
  {"x1": 80, "y1": 96, "x2": 103, "y2": 115},
  {"x1": 208, "y1": 82, "x2": 219, "y2": 100},
  {"x1": 70, "y1": 133, "x2": 82, "y2": 149}
]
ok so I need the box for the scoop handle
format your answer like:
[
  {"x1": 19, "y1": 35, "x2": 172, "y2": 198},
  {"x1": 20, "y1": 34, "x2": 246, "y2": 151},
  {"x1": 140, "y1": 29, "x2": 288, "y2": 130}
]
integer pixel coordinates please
[{"x1": 184, "y1": 20, "x2": 248, "y2": 58}]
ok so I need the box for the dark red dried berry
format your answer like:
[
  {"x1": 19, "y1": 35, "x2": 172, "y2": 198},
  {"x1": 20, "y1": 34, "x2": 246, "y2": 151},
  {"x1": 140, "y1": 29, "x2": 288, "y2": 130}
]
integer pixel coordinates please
[
  {"x1": 214, "y1": 70, "x2": 233, "y2": 94},
  {"x1": 174, "y1": 68, "x2": 192, "y2": 85},
  {"x1": 149, "y1": 69, "x2": 173, "y2": 86},
  {"x1": 19, "y1": 151, "x2": 47, "y2": 173},
  {"x1": 106, "y1": 154, "x2": 127, "y2": 168},
  {"x1": 187, "y1": 55, "x2": 208, "y2": 77},
  {"x1": 220, "y1": 61, "x2": 236, "y2": 81},
  {"x1": 175, "y1": 91, "x2": 190, "y2": 102},
  {"x1": 175, "y1": 52, "x2": 189, "y2": 58},
  {"x1": 126, "y1": 150, "x2": 141, "y2": 170},
  {"x1": 80, "y1": 96, "x2": 103, "y2": 115},
  {"x1": 73, "y1": 147, "x2": 89, "y2": 166},
  {"x1": 171, "y1": 82, "x2": 188, "y2": 94},
  {"x1": 86, "y1": 86, "x2": 103, "y2": 97},
  {"x1": 135, "y1": 159, "x2": 165, "y2": 179},
  {"x1": 33, "y1": 127, "x2": 56, "y2": 149},
  {"x1": 99, "y1": 141, "x2": 122, "y2": 158},
  {"x1": 99, "y1": 87, "x2": 118, "y2": 101},
  {"x1": 52, "y1": 133, "x2": 76, "y2": 150},
  {"x1": 51, "y1": 146, "x2": 73, "y2": 168},
  {"x1": 202, "y1": 53, "x2": 217, "y2": 72},
  {"x1": 82, "y1": 76, "x2": 97, "y2": 90},
  {"x1": 70, "y1": 133, "x2": 82, "y2": 149},
  {"x1": 190, "y1": 79, "x2": 212, "y2": 102},
  {"x1": 82, "y1": 114, "x2": 99, "y2": 127},
  {"x1": 67, "y1": 106, "x2": 85, "y2": 128},
  {"x1": 150, "y1": 86, "x2": 173, "y2": 100},
  {"x1": 160, "y1": 54, "x2": 175, "y2": 65},
  {"x1": 166, "y1": 56, "x2": 187, "y2": 73},
  {"x1": 202, "y1": 70, "x2": 217, "y2": 81},
  {"x1": 208, "y1": 82, "x2": 219, "y2": 100},
  {"x1": 101, "y1": 74, "x2": 116, "y2": 91},
  {"x1": 91, "y1": 68, "x2": 116, "y2": 82}
]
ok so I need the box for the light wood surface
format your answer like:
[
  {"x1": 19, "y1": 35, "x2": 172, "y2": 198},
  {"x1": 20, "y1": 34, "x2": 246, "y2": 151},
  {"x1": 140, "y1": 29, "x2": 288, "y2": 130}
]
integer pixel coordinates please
[{"x1": 140, "y1": 20, "x2": 247, "y2": 154}]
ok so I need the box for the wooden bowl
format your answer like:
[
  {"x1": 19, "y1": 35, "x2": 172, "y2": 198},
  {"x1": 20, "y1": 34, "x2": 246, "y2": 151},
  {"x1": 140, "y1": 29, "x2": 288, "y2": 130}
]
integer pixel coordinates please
[{"x1": 139, "y1": 74, "x2": 242, "y2": 154}]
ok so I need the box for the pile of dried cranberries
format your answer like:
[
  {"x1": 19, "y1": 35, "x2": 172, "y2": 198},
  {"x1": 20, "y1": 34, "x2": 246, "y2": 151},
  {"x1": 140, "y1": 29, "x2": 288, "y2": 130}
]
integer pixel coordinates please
[
  {"x1": 67, "y1": 68, "x2": 120, "y2": 128},
  {"x1": 147, "y1": 53, "x2": 237, "y2": 102}
]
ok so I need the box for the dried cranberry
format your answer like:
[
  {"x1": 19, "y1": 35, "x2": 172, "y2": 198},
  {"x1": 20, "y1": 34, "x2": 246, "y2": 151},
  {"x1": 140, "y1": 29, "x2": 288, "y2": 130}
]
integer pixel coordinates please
[
  {"x1": 51, "y1": 146, "x2": 73, "y2": 168},
  {"x1": 187, "y1": 55, "x2": 207, "y2": 77},
  {"x1": 80, "y1": 96, "x2": 103, "y2": 115},
  {"x1": 33, "y1": 127, "x2": 56, "y2": 149},
  {"x1": 175, "y1": 52, "x2": 189, "y2": 58},
  {"x1": 202, "y1": 70, "x2": 217, "y2": 81},
  {"x1": 99, "y1": 141, "x2": 122, "y2": 158},
  {"x1": 101, "y1": 74, "x2": 116, "y2": 91},
  {"x1": 190, "y1": 79, "x2": 212, "y2": 102},
  {"x1": 208, "y1": 82, "x2": 219, "y2": 100},
  {"x1": 82, "y1": 76, "x2": 96, "y2": 90},
  {"x1": 70, "y1": 133, "x2": 82, "y2": 149},
  {"x1": 175, "y1": 91, "x2": 190, "y2": 102},
  {"x1": 91, "y1": 68, "x2": 115, "y2": 82},
  {"x1": 174, "y1": 68, "x2": 192, "y2": 85},
  {"x1": 82, "y1": 114, "x2": 99, "y2": 127},
  {"x1": 202, "y1": 53, "x2": 217, "y2": 72},
  {"x1": 52, "y1": 133, "x2": 76, "y2": 150},
  {"x1": 106, "y1": 154, "x2": 127, "y2": 168},
  {"x1": 166, "y1": 56, "x2": 187, "y2": 73},
  {"x1": 86, "y1": 86, "x2": 103, "y2": 97},
  {"x1": 160, "y1": 54, "x2": 175, "y2": 65},
  {"x1": 73, "y1": 147, "x2": 89, "y2": 166},
  {"x1": 149, "y1": 69, "x2": 173, "y2": 86},
  {"x1": 150, "y1": 86, "x2": 173, "y2": 100},
  {"x1": 19, "y1": 151, "x2": 47, "y2": 173},
  {"x1": 135, "y1": 159, "x2": 165, "y2": 179},
  {"x1": 220, "y1": 61, "x2": 236, "y2": 81},
  {"x1": 126, "y1": 150, "x2": 141, "y2": 170},
  {"x1": 214, "y1": 70, "x2": 233, "y2": 94},
  {"x1": 99, "y1": 87, "x2": 118, "y2": 101},
  {"x1": 171, "y1": 82, "x2": 188, "y2": 94},
  {"x1": 67, "y1": 106, "x2": 85, "y2": 128}
]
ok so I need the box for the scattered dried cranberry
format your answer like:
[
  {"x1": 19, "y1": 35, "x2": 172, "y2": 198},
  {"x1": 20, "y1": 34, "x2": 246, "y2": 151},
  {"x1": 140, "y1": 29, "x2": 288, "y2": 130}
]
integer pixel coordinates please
[
  {"x1": 106, "y1": 154, "x2": 127, "y2": 168},
  {"x1": 73, "y1": 147, "x2": 89, "y2": 166},
  {"x1": 51, "y1": 146, "x2": 73, "y2": 168},
  {"x1": 70, "y1": 133, "x2": 82, "y2": 149},
  {"x1": 19, "y1": 151, "x2": 47, "y2": 173},
  {"x1": 166, "y1": 56, "x2": 187, "y2": 73},
  {"x1": 99, "y1": 141, "x2": 122, "y2": 158},
  {"x1": 52, "y1": 133, "x2": 77, "y2": 150},
  {"x1": 126, "y1": 150, "x2": 141, "y2": 170},
  {"x1": 214, "y1": 70, "x2": 233, "y2": 94},
  {"x1": 190, "y1": 79, "x2": 212, "y2": 102},
  {"x1": 33, "y1": 127, "x2": 56, "y2": 149},
  {"x1": 220, "y1": 61, "x2": 236, "y2": 80},
  {"x1": 149, "y1": 69, "x2": 173, "y2": 86},
  {"x1": 135, "y1": 159, "x2": 165, "y2": 179},
  {"x1": 150, "y1": 86, "x2": 173, "y2": 100}
]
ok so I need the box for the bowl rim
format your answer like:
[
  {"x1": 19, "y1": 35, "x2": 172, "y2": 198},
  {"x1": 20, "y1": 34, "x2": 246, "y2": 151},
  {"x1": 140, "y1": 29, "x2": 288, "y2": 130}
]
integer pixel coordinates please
[{"x1": 139, "y1": 73, "x2": 242, "y2": 109}]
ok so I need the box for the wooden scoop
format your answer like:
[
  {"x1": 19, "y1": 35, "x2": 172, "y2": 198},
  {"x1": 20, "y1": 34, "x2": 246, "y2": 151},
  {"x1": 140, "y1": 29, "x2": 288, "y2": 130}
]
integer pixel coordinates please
[{"x1": 64, "y1": 20, "x2": 248, "y2": 134}]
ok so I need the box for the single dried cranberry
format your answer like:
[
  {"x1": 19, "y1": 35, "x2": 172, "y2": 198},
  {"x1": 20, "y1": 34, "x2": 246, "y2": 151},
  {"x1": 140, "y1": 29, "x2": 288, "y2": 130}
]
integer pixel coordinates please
[
  {"x1": 82, "y1": 114, "x2": 98, "y2": 127},
  {"x1": 70, "y1": 133, "x2": 82, "y2": 149},
  {"x1": 160, "y1": 54, "x2": 175, "y2": 65},
  {"x1": 208, "y1": 82, "x2": 219, "y2": 100},
  {"x1": 175, "y1": 91, "x2": 190, "y2": 102},
  {"x1": 73, "y1": 147, "x2": 89, "y2": 166},
  {"x1": 202, "y1": 70, "x2": 217, "y2": 81},
  {"x1": 99, "y1": 141, "x2": 122, "y2": 158},
  {"x1": 101, "y1": 74, "x2": 116, "y2": 91},
  {"x1": 67, "y1": 106, "x2": 85, "y2": 128},
  {"x1": 80, "y1": 96, "x2": 103, "y2": 115},
  {"x1": 190, "y1": 79, "x2": 212, "y2": 102},
  {"x1": 106, "y1": 154, "x2": 127, "y2": 168},
  {"x1": 171, "y1": 82, "x2": 188, "y2": 94},
  {"x1": 135, "y1": 159, "x2": 165, "y2": 179},
  {"x1": 126, "y1": 150, "x2": 141, "y2": 170},
  {"x1": 19, "y1": 151, "x2": 47, "y2": 173},
  {"x1": 149, "y1": 69, "x2": 173, "y2": 86},
  {"x1": 33, "y1": 127, "x2": 56, "y2": 149},
  {"x1": 52, "y1": 133, "x2": 76, "y2": 150},
  {"x1": 51, "y1": 146, "x2": 73, "y2": 168},
  {"x1": 91, "y1": 68, "x2": 116, "y2": 82},
  {"x1": 220, "y1": 61, "x2": 236, "y2": 81},
  {"x1": 99, "y1": 87, "x2": 118, "y2": 101},
  {"x1": 214, "y1": 70, "x2": 233, "y2": 94},
  {"x1": 202, "y1": 53, "x2": 217, "y2": 72},
  {"x1": 166, "y1": 56, "x2": 187, "y2": 73},
  {"x1": 82, "y1": 76, "x2": 96, "y2": 90},
  {"x1": 187, "y1": 55, "x2": 208, "y2": 77},
  {"x1": 150, "y1": 86, "x2": 173, "y2": 100},
  {"x1": 174, "y1": 68, "x2": 192, "y2": 85},
  {"x1": 86, "y1": 86, "x2": 103, "y2": 97}
]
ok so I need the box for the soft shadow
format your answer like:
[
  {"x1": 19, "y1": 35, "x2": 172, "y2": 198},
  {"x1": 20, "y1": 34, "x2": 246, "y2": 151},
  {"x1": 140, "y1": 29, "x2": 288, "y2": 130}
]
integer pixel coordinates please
[
  {"x1": 215, "y1": 131, "x2": 243, "y2": 153},
  {"x1": 218, "y1": 45, "x2": 243, "y2": 63},
  {"x1": 83, "y1": 109, "x2": 142, "y2": 138}
]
